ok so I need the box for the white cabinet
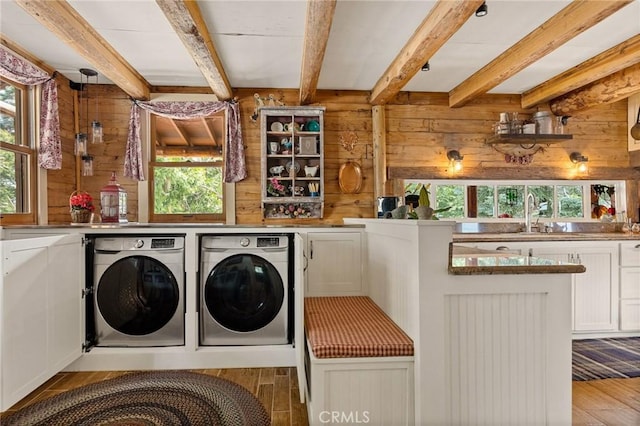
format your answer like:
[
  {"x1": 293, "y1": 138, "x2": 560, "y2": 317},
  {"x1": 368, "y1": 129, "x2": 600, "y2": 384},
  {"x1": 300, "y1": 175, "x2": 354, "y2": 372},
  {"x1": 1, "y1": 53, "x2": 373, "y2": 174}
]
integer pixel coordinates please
[
  {"x1": 619, "y1": 242, "x2": 640, "y2": 331},
  {"x1": 306, "y1": 232, "x2": 363, "y2": 296},
  {"x1": 1, "y1": 235, "x2": 83, "y2": 411},
  {"x1": 529, "y1": 242, "x2": 618, "y2": 333}
]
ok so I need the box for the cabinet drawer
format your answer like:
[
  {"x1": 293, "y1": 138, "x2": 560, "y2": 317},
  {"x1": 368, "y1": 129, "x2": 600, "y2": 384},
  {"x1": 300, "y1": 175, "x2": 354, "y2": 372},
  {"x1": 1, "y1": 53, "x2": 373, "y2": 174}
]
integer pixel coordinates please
[
  {"x1": 620, "y1": 300, "x2": 640, "y2": 331},
  {"x1": 620, "y1": 268, "x2": 640, "y2": 299},
  {"x1": 620, "y1": 242, "x2": 640, "y2": 266}
]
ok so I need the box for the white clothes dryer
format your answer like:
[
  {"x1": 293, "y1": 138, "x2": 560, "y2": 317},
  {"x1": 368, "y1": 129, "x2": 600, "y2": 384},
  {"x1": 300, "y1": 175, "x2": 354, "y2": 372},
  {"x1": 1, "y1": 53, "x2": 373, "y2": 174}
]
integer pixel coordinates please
[
  {"x1": 92, "y1": 236, "x2": 185, "y2": 347},
  {"x1": 200, "y1": 234, "x2": 291, "y2": 346}
]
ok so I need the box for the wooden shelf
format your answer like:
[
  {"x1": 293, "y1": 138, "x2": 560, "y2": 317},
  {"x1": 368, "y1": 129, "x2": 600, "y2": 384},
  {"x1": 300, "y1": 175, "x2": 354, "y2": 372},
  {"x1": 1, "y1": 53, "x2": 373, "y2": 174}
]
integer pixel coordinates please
[
  {"x1": 486, "y1": 134, "x2": 573, "y2": 145},
  {"x1": 261, "y1": 107, "x2": 325, "y2": 219}
]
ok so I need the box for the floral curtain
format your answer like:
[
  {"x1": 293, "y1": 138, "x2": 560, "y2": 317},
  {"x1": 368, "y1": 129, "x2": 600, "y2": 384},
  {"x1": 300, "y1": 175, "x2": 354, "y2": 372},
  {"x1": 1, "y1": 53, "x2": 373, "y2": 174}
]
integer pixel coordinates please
[
  {"x1": 0, "y1": 45, "x2": 61, "y2": 169},
  {"x1": 126, "y1": 100, "x2": 246, "y2": 183}
]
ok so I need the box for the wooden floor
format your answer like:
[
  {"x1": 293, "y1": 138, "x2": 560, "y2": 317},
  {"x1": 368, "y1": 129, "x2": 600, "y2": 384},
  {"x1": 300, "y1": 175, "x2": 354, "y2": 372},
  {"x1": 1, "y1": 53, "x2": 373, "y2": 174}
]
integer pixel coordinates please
[
  {"x1": 1, "y1": 368, "x2": 309, "y2": 426},
  {"x1": 2, "y1": 370, "x2": 639, "y2": 425}
]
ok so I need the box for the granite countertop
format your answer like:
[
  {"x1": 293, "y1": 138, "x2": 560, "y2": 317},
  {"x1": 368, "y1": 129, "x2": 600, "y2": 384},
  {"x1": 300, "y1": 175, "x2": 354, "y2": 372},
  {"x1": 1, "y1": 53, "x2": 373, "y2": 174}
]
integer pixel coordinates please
[
  {"x1": 453, "y1": 232, "x2": 640, "y2": 242},
  {"x1": 449, "y1": 244, "x2": 586, "y2": 275}
]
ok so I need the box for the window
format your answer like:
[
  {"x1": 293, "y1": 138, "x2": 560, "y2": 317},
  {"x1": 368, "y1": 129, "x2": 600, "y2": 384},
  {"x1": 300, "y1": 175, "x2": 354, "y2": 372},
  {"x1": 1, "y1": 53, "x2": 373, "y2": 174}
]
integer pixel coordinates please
[
  {"x1": 405, "y1": 180, "x2": 624, "y2": 222},
  {"x1": 0, "y1": 78, "x2": 35, "y2": 224},
  {"x1": 149, "y1": 112, "x2": 226, "y2": 222}
]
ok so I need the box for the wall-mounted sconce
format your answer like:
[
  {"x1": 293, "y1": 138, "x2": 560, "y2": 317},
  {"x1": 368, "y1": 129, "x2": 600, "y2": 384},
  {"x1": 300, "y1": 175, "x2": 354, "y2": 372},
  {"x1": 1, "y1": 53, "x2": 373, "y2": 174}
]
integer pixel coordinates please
[
  {"x1": 570, "y1": 152, "x2": 588, "y2": 176},
  {"x1": 447, "y1": 150, "x2": 464, "y2": 173},
  {"x1": 475, "y1": 1, "x2": 488, "y2": 17}
]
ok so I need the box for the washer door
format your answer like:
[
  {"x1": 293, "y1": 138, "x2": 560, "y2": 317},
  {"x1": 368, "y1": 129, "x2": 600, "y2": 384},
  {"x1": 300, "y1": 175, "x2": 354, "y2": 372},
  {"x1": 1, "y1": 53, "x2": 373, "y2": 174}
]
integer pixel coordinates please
[
  {"x1": 204, "y1": 254, "x2": 284, "y2": 333},
  {"x1": 96, "y1": 255, "x2": 180, "y2": 336}
]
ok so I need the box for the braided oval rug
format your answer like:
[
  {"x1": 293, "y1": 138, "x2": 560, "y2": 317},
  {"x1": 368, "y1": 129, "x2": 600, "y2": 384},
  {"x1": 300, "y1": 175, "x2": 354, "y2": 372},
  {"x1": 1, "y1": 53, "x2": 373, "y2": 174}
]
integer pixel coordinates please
[{"x1": 3, "y1": 371, "x2": 270, "y2": 426}]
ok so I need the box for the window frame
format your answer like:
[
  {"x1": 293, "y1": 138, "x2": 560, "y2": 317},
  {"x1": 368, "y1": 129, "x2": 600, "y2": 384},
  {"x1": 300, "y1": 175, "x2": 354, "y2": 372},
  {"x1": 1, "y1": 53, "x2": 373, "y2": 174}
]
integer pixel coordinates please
[
  {"x1": 404, "y1": 179, "x2": 626, "y2": 222},
  {"x1": 147, "y1": 113, "x2": 226, "y2": 223},
  {"x1": 0, "y1": 77, "x2": 36, "y2": 225}
]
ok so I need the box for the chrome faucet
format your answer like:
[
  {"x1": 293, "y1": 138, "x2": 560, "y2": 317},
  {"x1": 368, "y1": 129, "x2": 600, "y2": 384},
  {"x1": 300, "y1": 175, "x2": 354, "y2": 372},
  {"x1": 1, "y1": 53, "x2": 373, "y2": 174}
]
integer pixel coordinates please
[{"x1": 525, "y1": 193, "x2": 536, "y2": 233}]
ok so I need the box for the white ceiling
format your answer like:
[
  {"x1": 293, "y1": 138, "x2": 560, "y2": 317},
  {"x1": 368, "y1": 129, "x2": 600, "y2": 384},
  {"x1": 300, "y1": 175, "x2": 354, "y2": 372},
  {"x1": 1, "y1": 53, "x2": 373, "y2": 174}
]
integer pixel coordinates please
[{"x1": 1, "y1": 0, "x2": 639, "y2": 96}]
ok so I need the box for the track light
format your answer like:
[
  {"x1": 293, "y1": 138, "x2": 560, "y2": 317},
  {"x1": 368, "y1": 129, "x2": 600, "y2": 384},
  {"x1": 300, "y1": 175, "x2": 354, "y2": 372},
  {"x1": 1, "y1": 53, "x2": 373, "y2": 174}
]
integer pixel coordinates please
[
  {"x1": 475, "y1": 2, "x2": 488, "y2": 17},
  {"x1": 421, "y1": 61, "x2": 430, "y2": 71}
]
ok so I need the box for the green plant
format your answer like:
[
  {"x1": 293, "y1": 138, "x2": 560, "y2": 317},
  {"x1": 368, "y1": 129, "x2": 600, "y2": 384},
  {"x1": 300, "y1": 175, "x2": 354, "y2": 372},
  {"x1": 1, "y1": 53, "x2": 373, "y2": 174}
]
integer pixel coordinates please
[{"x1": 418, "y1": 184, "x2": 430, "y2": 207}]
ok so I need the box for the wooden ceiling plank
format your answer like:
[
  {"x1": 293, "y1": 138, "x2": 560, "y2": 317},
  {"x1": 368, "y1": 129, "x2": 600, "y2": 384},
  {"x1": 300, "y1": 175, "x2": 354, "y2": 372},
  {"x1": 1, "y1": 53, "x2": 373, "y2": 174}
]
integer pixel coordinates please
[
  {"x1": 201, "y1": 117, "x2": 218, "y2": 146},
  {"x1": 168, "y1": 118, "x2": 192, "y2": 146},
  {"x1": 550, "y1": 62, "x2": 640, "y2": 116},
  {"x1": 299, "y1": 0, "x2": 337, "y2": 105},
  {"x1": 156, "y1": 0, "x2": 232, "y2": 100},
  {"x1": 448, "y1": 0, "x2": 633, "y2": 108},
  {"x1": 14, "y1": 0, "x2": 150, "y2": 100},
  {"x1": 522, "y1": 34, "x2": 640, "y2": 109},
  {"x1": 369, "y1": 0, "x2": 483, "y2": 106}
]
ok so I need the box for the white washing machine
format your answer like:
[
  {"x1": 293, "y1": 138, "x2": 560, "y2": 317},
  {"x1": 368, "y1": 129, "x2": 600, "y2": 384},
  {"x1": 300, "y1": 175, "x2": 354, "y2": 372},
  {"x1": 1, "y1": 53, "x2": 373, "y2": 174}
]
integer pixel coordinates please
[
  {"x1": 92, "y1": 236, "x2": 185, "y2": 347},
  {"x1": 200, "y1": 234, "x2": 291, "y2": 346}
]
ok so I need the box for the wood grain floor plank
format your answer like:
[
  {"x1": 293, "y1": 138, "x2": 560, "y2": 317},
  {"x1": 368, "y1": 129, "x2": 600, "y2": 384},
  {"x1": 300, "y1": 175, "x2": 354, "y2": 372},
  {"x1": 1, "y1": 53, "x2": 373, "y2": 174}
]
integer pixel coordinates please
[
  {"x1": 589, "y1": 378, "x2": 640, "y2": 411},
  {"x1": 260, "y1": 367, "x2": 276, "y2": 385},
  {"x1": 572, "y1": 406, "x2": 606, "y2": 425},
  {"x1": 290, "y1": 385, "x2": 309, "y2": 426},
  {"x1": 3, "y1": 369, "x2": 639, "y2": 426},
  {"x1": 273, "y1": 374, "x2": 291, "y2": 412},
  {"x1": 257, "y1": 383, "x2": 274, "y2": 414}
]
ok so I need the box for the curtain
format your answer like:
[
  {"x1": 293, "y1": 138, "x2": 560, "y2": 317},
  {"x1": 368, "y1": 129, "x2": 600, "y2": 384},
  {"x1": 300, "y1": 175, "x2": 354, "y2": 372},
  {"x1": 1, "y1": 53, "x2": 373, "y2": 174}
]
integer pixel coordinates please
[
  {"x1": 0, "y1": 45, "x2": 61, "y2": 169},
  {"x1": 126, "y1": 100, "x2": 246, "y2": 183}
]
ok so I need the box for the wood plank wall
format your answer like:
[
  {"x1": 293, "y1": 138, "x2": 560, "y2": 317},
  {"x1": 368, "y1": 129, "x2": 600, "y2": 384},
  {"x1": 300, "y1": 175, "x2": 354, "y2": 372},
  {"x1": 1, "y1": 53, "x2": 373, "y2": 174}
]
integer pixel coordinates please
[{"x1": 48, "y1": 85, "x2": 637, "y2": 224}]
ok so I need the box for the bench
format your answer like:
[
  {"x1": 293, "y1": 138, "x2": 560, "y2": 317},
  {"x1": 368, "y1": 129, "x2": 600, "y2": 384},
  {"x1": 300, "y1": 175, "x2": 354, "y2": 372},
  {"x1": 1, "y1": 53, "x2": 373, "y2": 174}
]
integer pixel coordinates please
[{"x1": 303, "y1": 296, "x2": 415, "y2": 425}]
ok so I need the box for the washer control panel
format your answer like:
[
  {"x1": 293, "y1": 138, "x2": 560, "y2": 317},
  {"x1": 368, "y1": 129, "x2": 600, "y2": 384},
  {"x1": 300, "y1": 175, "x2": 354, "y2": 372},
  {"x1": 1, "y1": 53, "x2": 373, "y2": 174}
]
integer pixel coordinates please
[
  {"x1": 151, "y1": 238, "x2": 176, "y2": 249},
  {"x1": 257, "y1": 237, "x2": 281, "y2": 248}
]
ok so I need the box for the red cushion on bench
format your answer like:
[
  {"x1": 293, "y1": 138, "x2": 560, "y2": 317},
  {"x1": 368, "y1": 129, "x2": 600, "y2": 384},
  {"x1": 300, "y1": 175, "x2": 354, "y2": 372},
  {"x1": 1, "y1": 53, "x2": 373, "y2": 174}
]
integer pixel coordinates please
[{"x1": 305, "y1": 296, "x2": 414, "y2": 358}]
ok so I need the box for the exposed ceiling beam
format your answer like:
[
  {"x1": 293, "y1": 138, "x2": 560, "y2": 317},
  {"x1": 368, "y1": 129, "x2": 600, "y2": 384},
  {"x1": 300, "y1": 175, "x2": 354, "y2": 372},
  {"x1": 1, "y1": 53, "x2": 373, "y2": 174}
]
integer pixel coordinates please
[
  {"x1": 299, "y1": 0, "x2": 337, "y2": 105},
  {"x1": 522, "y1": 34, "x2": 640, "y2": 109},
  {"x1": 14, "y1": 0, "x2": 150, "y2": 100},
  {"x1": 369, "y1": 0, "x2": 483, "y2": 106},
  {"x1": 448, "y1": 0, "x2": 633, "y2": 108},
  {"x1": 168, "y1": 119, "x2": 191, "y2": 146},
  {"x1": 550, "y1": 62, "x2": 640, "y2": 116},
  {"x1": 156, "y1": 0, "x2": 232, "y2": 101},
  {"x1": 201, "y1": 117, "x2": 218, "y2": 146}
]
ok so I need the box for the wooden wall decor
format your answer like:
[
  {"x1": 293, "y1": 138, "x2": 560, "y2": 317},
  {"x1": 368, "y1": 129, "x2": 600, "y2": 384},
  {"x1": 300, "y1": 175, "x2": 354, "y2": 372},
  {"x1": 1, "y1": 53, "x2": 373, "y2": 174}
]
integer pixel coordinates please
[{"x1": 338, "y1": 131, "x2": 363, "y2": 194}]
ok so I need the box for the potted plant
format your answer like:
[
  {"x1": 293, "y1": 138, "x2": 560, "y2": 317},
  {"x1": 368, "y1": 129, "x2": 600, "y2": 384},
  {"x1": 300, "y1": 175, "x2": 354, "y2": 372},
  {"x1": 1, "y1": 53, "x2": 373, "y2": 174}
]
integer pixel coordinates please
[
  {"x1": 69, "y1": 191, "x2": 95, "y2": 223},
  {"x1": 408, "y1": 184, "x2": 451, "y2": 220}
]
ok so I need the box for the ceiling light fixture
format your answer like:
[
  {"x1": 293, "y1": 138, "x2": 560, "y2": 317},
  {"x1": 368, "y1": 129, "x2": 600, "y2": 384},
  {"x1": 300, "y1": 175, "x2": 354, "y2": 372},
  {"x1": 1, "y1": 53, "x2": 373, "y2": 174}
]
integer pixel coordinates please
[
  {"x1": 421, "y1": 61, "x2": 430, "y2": 71},
  {"x1": 570, "y1": 152, "x2": 588, "y2": 176},
  {"x1": 475, "y1": 1, "x2": 488, "y2": 17},
  {"x1": 447, "y1": 150, "x2": 464, "y2": 173},
  {"x1": 78, "y1": 68, "x2": 103, "y2": 145}
]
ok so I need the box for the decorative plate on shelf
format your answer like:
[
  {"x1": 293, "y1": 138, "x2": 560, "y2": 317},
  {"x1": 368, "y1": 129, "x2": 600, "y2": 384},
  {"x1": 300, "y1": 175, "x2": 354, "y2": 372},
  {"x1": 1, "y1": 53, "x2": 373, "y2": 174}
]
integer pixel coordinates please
[
  {"x1": 270, "y1": 122, "x2": 284, "y2": 132},
  {"x1": 286, "y1": 160, "x2": 300, "y2": 176}
]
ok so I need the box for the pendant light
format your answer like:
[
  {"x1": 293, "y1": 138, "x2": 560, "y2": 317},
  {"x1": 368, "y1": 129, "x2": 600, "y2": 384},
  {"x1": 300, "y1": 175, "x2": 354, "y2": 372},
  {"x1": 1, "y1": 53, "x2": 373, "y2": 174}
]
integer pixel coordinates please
[
  {"x1": 74, "y1": 69, "x2": 90, "y2": 156},
  {"x1": 91, "y1": 71, "x2": 103, "y2": 144}
]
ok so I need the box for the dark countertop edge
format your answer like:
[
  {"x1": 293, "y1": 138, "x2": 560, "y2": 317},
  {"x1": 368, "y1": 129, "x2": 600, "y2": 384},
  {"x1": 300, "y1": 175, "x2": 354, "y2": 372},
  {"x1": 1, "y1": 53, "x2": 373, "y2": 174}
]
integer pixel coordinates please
[
  {"x1": 448, "y1": 264, "x2": 586, "y2": 275},
  {"x1": 448, "y1": 243, "x2": 587, "y2": 275}
]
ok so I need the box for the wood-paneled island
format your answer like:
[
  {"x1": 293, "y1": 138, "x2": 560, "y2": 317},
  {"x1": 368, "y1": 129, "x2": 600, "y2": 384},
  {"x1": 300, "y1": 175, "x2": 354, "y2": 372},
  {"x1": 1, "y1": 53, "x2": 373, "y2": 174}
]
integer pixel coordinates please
[{"x1": 345, "y1": 218, "x2": 583, "y2": 425}]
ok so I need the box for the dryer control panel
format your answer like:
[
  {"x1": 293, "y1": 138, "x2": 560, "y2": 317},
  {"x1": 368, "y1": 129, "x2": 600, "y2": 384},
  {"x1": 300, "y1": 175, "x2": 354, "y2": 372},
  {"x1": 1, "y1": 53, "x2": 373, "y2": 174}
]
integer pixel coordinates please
[{"x1": 257, "y1": 237, "x2": 281, "y2": 248}]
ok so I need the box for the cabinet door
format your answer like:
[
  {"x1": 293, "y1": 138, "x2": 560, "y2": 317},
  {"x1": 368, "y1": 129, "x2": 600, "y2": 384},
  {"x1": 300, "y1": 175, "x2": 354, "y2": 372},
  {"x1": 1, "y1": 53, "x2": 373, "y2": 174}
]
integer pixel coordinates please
[
  {"x1": 531, "y1": 243, "x2": 617, "y2": 332},
  {"x1": 306, "y1": 232, "x2": 362, "y2": 296},
  {"x1": 1, "y1": 235, "x2": 83, "y2": 411}
]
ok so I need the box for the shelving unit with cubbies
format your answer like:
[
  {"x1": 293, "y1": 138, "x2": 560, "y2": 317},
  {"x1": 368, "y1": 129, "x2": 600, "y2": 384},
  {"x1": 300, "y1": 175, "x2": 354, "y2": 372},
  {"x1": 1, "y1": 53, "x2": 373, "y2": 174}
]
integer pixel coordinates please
[{"x1": 260, "y1": 106, "x2": 325, "y2": 219}]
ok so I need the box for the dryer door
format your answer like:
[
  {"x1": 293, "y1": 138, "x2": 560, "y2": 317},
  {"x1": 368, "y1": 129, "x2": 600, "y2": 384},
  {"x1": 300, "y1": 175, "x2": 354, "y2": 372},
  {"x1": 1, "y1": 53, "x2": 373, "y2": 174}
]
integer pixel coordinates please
[
  {"x1": 96, "y1": 255, "x2": 180, "y2": 336},
  {"x1": 204, "y1": 254, "x2": 284, "y2": 332}
]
